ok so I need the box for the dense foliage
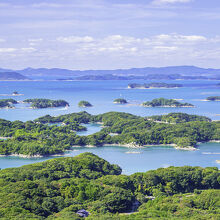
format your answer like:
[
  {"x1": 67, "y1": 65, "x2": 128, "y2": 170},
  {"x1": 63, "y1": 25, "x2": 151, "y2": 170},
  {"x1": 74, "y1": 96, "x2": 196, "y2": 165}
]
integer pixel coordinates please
[
  {"x1": 0, "y1": 98, "x2": 17, "y2": 108},
  {"x1": 147, "y1": 112, "x2": 211, "y2": 123},
  {"x1": 142, "y1": 98, "x2": 194, "y2": 107},
  {"x1": 128, "y1": 82, "x2": 182, "y2": 89},
  {"x1": 0, "y1": 153, "x2": 219, "y2": 219},
  {"x1": 207, "y1": 96, "x2": 220, "y2": 101},
  {"x1": 0, "y1": 111, "x2": 219, "y2": 156},
  {"x1": 78, "y1": 100, "x2": 92, "y2": 107},
  {"x1": 23, "y1": 98, "x2": 69, "y2": 108},
  {"x1": 113, "y1": 98, "x2": 127, "y2": 104}
]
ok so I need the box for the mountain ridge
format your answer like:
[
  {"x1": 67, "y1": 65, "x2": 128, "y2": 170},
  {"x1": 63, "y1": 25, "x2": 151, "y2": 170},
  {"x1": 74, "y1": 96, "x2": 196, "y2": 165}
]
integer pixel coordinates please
[{"x1": 1, "y1": 65, "x2": 220, "y2": 80}]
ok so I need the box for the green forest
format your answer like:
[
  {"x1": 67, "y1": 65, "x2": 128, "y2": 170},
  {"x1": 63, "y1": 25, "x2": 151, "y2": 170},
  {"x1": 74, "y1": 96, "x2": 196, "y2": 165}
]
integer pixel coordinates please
[
  {"x1": 142, "y1": 98, "x2": 194, "y2": 107},
  {"x1": 23, "y1": 98, "x2": 69, "y2": 108},
  {"x1": 78, "y1": 101, "x2": 93, "y2": 107},
  {"x1": 0, "y1": 99, "x2": 18, "y2": 108},
  {"x1": 0, "y1": 153, "x2": 219, "y2": 219},
  {"x1": 113, "y1": 98, "x2": 127, "y2": 104},
  {"x1": 0, "y1": 111, "x2": 220, "y2": 156}
]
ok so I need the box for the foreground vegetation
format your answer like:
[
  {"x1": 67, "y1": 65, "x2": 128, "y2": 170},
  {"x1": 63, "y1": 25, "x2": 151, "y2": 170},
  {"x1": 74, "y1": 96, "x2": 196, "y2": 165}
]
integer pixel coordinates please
[
  {"x1": 23, "y1": 98, "x2": 69, "y2": 109},
  {"x1": 142, "y1": 98, "x2": 194, "y2": 107},
  {"x1": 0, "y1": 111, "x2": 219, "y2": 156},
  {"x1": 0, "y1": 153, "x2": 219, "y2": 219}
]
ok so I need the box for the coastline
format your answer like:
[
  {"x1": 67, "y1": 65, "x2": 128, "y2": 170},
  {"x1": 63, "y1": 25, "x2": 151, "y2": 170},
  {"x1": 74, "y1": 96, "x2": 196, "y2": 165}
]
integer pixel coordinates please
[
  {"x1": 1, "y1": 140, "x2": 218, "y2": 158},
  {"x1": 0, "y1": 153, "x2": 43, "y2": 158}
]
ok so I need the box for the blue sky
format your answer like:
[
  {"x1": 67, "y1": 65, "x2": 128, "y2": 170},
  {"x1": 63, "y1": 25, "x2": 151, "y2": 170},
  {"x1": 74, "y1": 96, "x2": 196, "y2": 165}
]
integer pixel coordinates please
[{"x1": 0, "y1": 0, "x2": 220, "y2": 69}]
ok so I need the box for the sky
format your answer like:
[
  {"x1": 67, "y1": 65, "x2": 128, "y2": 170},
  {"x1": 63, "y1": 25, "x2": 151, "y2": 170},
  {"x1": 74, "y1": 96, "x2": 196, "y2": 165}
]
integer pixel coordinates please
[{"x1": 0, "y1": 0, "x2": 220, "y2": 70}]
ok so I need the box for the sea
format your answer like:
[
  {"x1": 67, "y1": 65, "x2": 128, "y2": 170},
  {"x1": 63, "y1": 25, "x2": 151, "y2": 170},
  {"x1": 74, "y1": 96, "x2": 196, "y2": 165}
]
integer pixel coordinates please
[{"x1": 0, "y1": 79, "x2": 219, "y2": 174}]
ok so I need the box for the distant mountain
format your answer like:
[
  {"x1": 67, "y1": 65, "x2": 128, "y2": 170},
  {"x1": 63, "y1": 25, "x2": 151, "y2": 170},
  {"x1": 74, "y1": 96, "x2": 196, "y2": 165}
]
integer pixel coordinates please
[
  {"x1": 1, "y1": 66, "x2": 220, "y2": 80},
  {"x1": 73, "y1": 73, "x2": 209, "y2": 81},
  {"x1": 18, "y1": 68, "x2": 77, "y2": 77},
  {"x1": 0, "y1": 68, "x2": 13, "y2": 73},
  {"x1": 0, "y1": 72, "x2": 30, "y2": 80}
]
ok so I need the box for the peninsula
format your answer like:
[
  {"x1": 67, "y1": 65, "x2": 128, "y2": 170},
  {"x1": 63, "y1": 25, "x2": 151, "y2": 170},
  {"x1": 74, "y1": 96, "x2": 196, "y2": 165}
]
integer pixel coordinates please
[
  {"x1": 0, "y1": 98, "x2": 18, "y2": 108},
  {"x1": 142, "y1": 98, "x2": 194, "y2": 107},
  {"x1": 128, "y1": 82, "x2": 182, "y2": 89},
  {"x1": 23, "y1": 98, "x2": 69, "y2": 109},
  {"x1": 0, "y1": 111, "x2": 218, "y2": 156}
]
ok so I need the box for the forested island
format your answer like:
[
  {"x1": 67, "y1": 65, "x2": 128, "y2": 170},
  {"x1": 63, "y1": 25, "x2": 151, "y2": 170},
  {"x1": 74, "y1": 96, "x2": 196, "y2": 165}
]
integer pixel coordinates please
[
  {"x1": 128, "y1": 82, "x2": 182, "y2": 89},
  {"x1": 142, "y1": 98, "x2": 194, "y2": 108},
  {"x1": 206, "y1": 96, "x2": 220, "y2": 101},
  {"x1": 78, "y1": 100, "x2": 93, "y2": 107},
  {"x1": 23, "y1": 98, "x2": 69, "y2": 109},
  {"x1": 113, "y1": 98, "x2": 128, "y2": 104},
  {"x1": 0, "y1": 98, "x2": 18, "y2": 108},
  {"x1": 0, "y1": 152, "x2": 219, "y2": 219},
  {"x1": 0, "y1": 111, "x2": 219, "y2": 156}
]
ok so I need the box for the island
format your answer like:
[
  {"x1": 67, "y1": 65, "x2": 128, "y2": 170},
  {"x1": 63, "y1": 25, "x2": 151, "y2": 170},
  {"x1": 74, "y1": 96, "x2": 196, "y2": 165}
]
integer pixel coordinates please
[
  {"x1": 78, "y1": 100, "x2": 93, "y2": 107},
  {"x1": 12, "y1": 91, "x2": 20, "y2": 96},
  {"x1": 142, "y1": 98, "x2": 194, "y2": 107},
  {"x1": 128, "y1": 82, "x2": 182, "y2": 89},
  {"x1": 0, "y1": 98, "x2": 18, "y2": 108},
  {"x1": 0, "y1": 111, "x2": 219, "y2": 157},
  {"x1": 0, "y1": 152, "x2": 219, "y2": 219},
  {"x1": 23, "y1": 98, "x2": 69, "y2": 109},
  {"x1": 206, "y1": 96, "x2": 220, "y2": 101},
  {"x1": 113, "y1": 98, "x2": 128, "y2": 104}
]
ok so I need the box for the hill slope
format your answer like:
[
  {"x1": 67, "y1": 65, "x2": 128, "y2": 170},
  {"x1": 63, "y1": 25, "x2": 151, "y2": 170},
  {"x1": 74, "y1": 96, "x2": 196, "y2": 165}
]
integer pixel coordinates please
[
  {"x1": 0, "y1": 72, "x2": 30, "y2": 80},
  {"x1": 0, "y1": 153, "x2": 219, "y2": 219}
]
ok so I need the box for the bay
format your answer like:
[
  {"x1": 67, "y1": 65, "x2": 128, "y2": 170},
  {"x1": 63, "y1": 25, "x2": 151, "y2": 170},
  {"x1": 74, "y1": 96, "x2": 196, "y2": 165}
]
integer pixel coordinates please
[
  {"x1": 0, "y1": 79, "x2": 219, "y2": 173},
  {"x1": 0, "y1": 143, "x2": 219, "y2": 175}
]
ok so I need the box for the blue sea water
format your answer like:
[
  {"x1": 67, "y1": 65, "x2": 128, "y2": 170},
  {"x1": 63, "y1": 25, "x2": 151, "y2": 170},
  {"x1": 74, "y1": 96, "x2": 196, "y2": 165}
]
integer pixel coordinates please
[{"x1": 0, "y1": 80, "x2": 219, "y2": 173}]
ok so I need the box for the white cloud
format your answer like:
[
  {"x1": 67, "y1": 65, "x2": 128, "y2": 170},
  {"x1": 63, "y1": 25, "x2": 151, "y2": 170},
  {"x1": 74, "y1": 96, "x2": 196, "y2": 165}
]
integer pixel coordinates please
[
  {"x1": 21, "y1": 47, "x2": 37, "y2": 52},
  {"x1": 0, "y1": 39, "x2": 5, "y2": 42},
  {"x1": 0, "y1": 33, "x2": 219, "y2": 69},
  {"x1": 153, "y1": 0, "x2": 192, "y2": 5},
  {"x1": 31, "y1": 3, "x2": 65, "y2": 8},
  {"x1": 0, "y1": 48, "x2": 17, "y2": 53},
  {"x1": 56, "y1": 36, "x2": 94, "y2": 43},
  {"x1": 28, "y1": 38, "x2": 43, "y2": 42},
  {"x1": 154, "y1": 46, "x2": 178, "y2": 51},
  {"x1": 53, "y1": 34, "x2": 210, "y2": 60}
]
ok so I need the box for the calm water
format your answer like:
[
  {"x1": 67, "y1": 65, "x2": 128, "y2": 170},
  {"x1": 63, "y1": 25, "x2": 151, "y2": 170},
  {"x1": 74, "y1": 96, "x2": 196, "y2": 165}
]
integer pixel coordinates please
[
  {"x1": 0, "y1": 143, "x2": 219, "y2": 174},
  {"x1": 0, "y1": 80, "x2": 219, "y2": 173},
  {"x1": 0, "y1": 80, "x2": 220, "y2": 121}
]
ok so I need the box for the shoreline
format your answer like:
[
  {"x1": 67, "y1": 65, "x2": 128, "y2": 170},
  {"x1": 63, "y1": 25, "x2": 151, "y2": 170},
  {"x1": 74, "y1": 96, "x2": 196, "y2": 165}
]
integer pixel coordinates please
[
  {"x1": 0, "y1": 153, "x2": 43, "y2": 158},
  {"x1": 1, "y1": 140, "x2": 218, "y2": 158}
]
